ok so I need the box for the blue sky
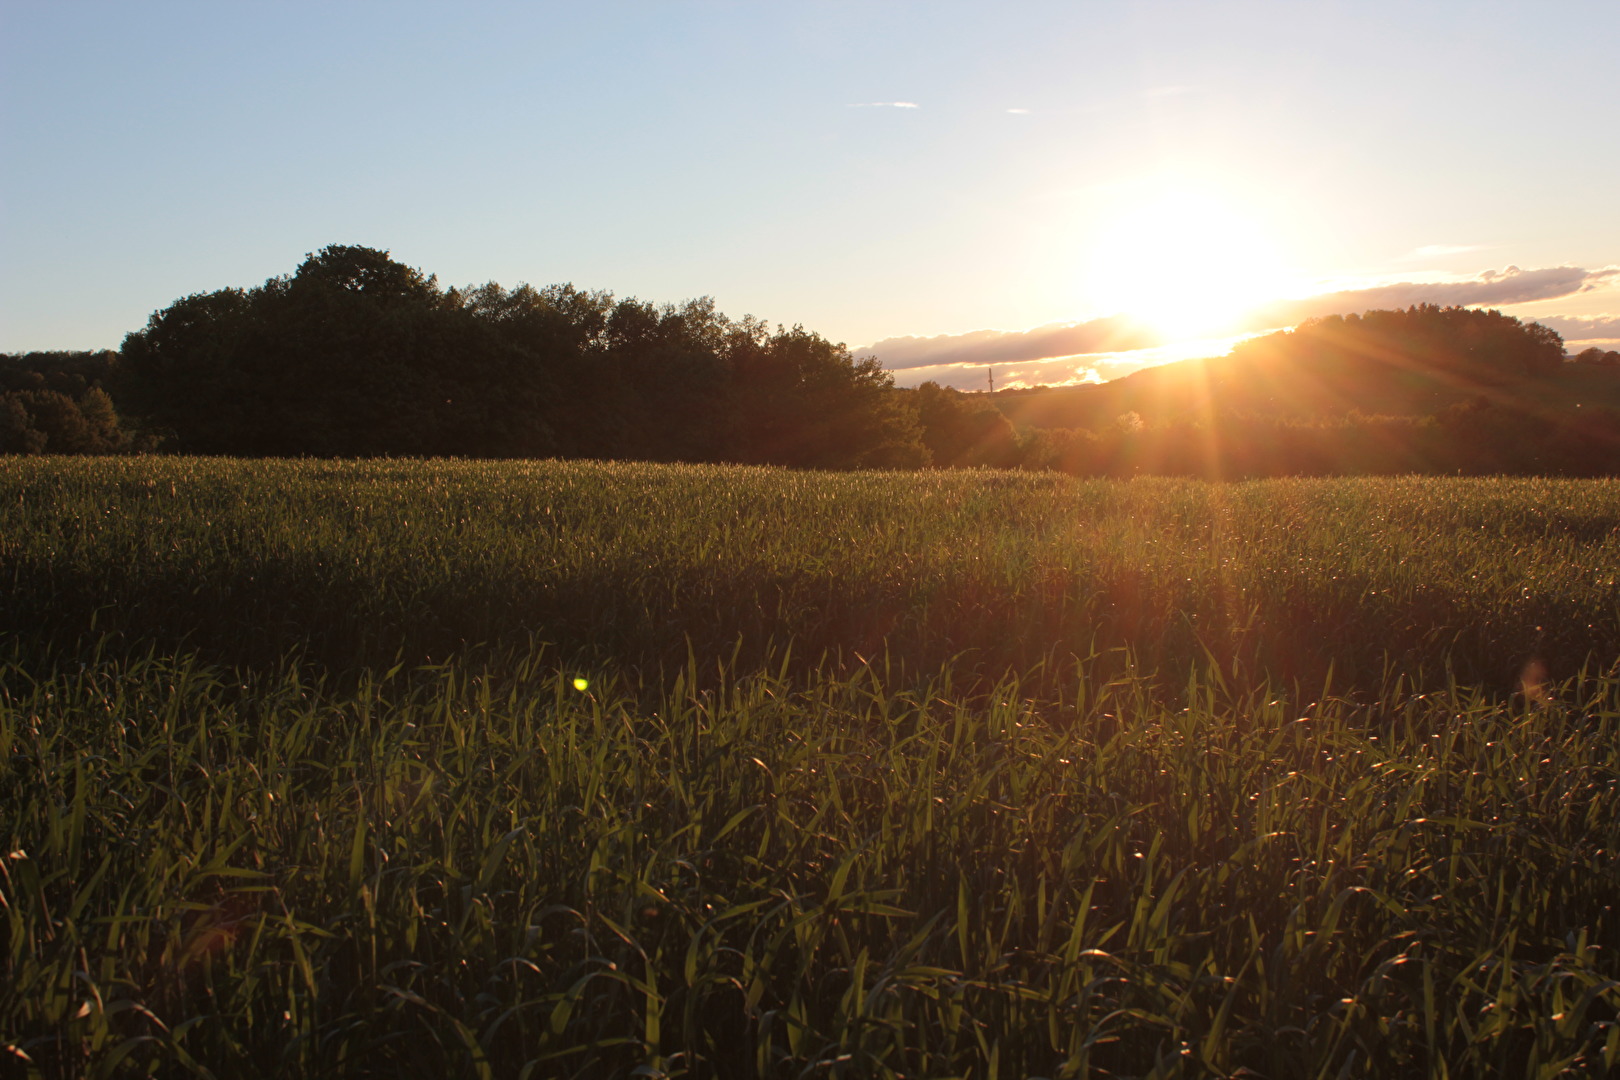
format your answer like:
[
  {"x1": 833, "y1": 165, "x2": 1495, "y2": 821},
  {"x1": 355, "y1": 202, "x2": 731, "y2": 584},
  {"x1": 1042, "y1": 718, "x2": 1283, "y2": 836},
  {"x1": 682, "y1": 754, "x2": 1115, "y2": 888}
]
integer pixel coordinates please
[{"x1": 3, "y1": 0, "x2": 1617, "y2": 387}]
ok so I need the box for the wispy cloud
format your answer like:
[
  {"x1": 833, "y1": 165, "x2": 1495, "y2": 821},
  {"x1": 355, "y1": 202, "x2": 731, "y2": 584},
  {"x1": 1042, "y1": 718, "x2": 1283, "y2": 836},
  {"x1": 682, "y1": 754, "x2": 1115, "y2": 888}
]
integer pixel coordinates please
[
  {"x1": 858, "y1": 317, "x2": 1157, "y2": 371},
  {"x1": 846, "y1": 101, "x2": 920, "y2": 109},
  {"x1": 1538, "y1": 315, "x2": 1620, "y2": 342},
  {"x1": 883, "y1": 335, "x2": 1258, "y2": 391},
  {"x1": 1249, "y1": 266, "x2": 1616, "y2": 329},
  {"x1": 892, "y1": 357, "x2": 1105, "y2": 390},
  {"x1": 1005, "y1": 107, "x2": 1031, "y2": 114}
]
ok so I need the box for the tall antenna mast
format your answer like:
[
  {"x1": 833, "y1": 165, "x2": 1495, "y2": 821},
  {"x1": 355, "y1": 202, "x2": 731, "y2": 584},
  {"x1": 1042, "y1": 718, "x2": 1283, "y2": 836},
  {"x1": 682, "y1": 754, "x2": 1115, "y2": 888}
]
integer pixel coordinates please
[{"x1": 987, "y1": 366, "x2": 995, "y2": 393}]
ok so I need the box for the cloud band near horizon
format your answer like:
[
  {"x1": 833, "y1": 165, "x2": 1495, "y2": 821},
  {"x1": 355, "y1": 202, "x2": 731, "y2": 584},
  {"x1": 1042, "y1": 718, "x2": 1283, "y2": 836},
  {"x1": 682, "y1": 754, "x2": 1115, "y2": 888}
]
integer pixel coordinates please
[
  {"x1": 1520, "y1": 315, "x2": 1620, "y2": 343},
  {"x1": 1248, "y1": 265, "x2": 1619, "y2": 328},
  {"x1": 859, "y1": 265, "x2": 1619, "y2": 378},
  {"x1": 859, "y1": 316, "x2": 1156, "y2": 371}
]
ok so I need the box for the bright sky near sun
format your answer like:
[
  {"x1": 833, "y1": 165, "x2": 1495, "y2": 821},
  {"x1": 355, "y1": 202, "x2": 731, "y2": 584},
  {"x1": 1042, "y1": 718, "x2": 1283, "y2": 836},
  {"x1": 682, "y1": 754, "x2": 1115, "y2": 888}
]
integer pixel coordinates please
[{"x1": 3, "y1": 0, "x2": 1617, "y2": 388}]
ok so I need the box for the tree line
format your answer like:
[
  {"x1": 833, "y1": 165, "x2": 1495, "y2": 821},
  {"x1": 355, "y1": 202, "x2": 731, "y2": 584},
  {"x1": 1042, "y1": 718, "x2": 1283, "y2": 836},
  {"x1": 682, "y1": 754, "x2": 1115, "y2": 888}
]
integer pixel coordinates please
[
  {"x1": 0, "y1": 350, "x2": 145, "y2": 454},
  {"x1": 1017, "y1": 402, "x2": 1620, "y2": 478},
  {"x1": 110, "y1": 245, "x2": 925, "y2": 467},
  {"x1": 4, "y1": 247, "x2": 1618, "y2": 475}
]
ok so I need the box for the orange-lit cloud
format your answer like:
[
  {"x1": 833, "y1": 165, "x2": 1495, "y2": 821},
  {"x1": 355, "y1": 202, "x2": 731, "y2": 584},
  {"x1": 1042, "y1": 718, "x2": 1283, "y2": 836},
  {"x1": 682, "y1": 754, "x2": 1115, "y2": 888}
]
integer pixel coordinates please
[
  {"x1": 877, "y1": 335, "x2": 1261, "y2": 391},
  {"x1": 1248, "y1": 265, "x2": 1618, "y2": 328},
  {"x1": 894, "y1": 357, "x2": 1104, "y2": 389},
  {"x1": 861, "y1": 317, "x2": 1156, "y2": 371},
  {"x1": 1540, "y1": 314, "x2": 1620, "y2": 342}
]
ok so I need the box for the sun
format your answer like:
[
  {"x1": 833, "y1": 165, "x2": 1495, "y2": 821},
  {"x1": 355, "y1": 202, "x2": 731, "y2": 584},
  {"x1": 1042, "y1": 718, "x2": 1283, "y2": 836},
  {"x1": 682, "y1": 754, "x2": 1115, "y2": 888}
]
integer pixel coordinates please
[{"x1": 1083, "y1": 183, "x2": 1296, "y2": 342}]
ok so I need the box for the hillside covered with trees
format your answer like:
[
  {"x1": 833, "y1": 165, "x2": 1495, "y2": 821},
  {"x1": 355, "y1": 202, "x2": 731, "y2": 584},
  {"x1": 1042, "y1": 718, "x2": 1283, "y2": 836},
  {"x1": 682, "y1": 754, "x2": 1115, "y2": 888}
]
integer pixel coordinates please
[
  {"x1": 989, "y1": 305, "x2": 1620, "y2": 476},
  {"x1": 5, "y1": 247, "x2": 1619, "y2": 475}
]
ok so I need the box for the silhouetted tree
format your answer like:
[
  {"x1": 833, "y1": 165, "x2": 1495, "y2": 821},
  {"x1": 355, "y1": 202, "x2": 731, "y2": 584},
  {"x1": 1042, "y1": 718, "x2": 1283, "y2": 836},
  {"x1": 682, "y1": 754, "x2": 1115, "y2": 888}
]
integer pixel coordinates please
[
  {"x1": 123, "y1": 247, "x2": 551, "y2": 456},
  {"x1": 0, "y1": 395, "x2": 44, "y2": 453},
  {"x1": 730, "y1": 328, "x2": 926, "y2": 468},
  {"x1": 459, "y1": 280, "x2": 611, "y2": 458},
  {"x1": 911, "y1": 381, "x2": 1020, "y2": 467},
  {"x1": 0, "y1": 351, "x2": 139, "y2": 454},
  {"x1": 603, "y1": 296, "x2": 735, "y2": 462},
  {"x1": 117, "y1": 245, "x2": 928, "y2": 467},
  {"x1": 117, "y1": 287, "x2": 258, "y2": 451},
  {"x1": 1017, "y1": 426, "x2": 1101, "y2": 474}
]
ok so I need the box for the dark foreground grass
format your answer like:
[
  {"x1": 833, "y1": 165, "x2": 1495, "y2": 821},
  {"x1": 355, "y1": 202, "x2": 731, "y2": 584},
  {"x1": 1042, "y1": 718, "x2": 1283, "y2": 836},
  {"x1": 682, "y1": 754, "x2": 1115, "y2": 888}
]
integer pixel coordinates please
[
  {"x1": 4, "y1": 458, "x2": 1620, "y2": 1077},
  {"x1": 5, "y1": 653, "x2": 1619, "y2": 1078}
]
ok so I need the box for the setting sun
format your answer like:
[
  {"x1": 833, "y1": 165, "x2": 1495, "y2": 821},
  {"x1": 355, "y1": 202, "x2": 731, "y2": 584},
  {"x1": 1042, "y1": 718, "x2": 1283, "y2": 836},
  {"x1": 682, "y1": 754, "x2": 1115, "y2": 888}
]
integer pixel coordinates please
[{"x1": 1083, "y1": 183, "x2": 1296, "y2": 341}]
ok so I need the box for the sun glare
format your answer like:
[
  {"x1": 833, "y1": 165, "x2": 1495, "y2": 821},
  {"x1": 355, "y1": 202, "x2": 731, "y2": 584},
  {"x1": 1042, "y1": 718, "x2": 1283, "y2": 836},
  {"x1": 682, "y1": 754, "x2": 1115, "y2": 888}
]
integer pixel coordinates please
[{"x1": 1083, "y1": 183, "x2": 1296, "y2": 342}]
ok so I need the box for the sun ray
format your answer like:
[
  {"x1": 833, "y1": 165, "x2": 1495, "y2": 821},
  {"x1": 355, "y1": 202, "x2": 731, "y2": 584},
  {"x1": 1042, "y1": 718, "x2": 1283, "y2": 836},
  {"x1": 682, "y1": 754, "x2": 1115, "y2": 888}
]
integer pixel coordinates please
[{"x1": 1083, "y1": 182, "x2": 1299, "y2": 342}]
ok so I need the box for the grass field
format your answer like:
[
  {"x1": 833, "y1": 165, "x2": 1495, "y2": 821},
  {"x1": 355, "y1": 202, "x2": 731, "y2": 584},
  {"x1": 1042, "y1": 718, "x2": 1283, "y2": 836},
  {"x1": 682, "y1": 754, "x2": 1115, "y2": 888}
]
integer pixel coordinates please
[{"x1": 4, "y1": 458, "x2": 1620, "y2": 1077}]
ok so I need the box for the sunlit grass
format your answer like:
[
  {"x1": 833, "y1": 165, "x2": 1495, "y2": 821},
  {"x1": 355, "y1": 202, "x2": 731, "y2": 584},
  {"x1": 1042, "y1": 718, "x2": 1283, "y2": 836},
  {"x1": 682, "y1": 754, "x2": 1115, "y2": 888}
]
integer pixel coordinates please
[
  {"x1": 3, "y1": 457, "x2": 1620, "y2": 1077},
  {"x1": 4, "y1": 457, "x2": 1619, "y2": 690}
]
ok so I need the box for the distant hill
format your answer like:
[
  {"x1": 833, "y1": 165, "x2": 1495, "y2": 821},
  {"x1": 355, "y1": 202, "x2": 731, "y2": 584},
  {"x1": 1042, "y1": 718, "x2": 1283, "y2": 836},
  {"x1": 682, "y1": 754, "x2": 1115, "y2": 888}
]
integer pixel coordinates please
[{"x1": 994, "y1": 306, "x2": 1620, "y2": 433}]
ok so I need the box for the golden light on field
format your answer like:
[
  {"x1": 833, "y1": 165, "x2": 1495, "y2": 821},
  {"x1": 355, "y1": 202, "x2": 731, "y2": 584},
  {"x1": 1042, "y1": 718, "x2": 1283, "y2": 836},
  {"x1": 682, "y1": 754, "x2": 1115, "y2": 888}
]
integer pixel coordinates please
[{"x1": 1083, "y1": 183, "x2": 1296, "y2": 342}]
